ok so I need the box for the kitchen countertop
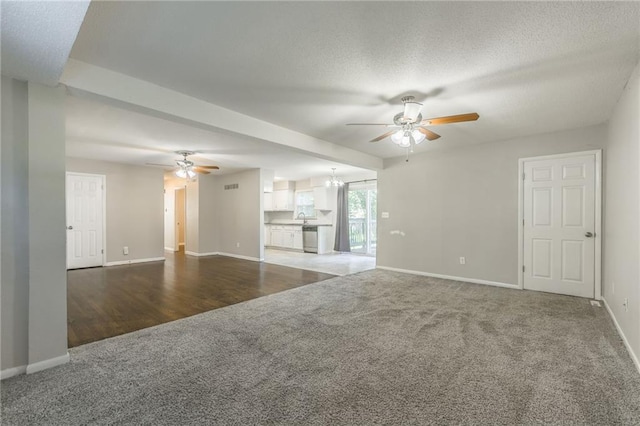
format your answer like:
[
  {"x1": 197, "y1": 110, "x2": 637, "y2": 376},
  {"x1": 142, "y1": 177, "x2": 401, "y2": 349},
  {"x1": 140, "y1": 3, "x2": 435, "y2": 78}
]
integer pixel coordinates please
[{"x1": 265, "y1": 222, "x2": 333, "y2": 226}]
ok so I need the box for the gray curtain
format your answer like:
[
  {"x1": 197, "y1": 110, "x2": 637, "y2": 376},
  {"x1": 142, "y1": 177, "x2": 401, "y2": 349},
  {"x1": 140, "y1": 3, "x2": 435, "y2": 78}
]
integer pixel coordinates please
[{"x1": 334, "y1": 183, "x2": 350, "y2": 252}]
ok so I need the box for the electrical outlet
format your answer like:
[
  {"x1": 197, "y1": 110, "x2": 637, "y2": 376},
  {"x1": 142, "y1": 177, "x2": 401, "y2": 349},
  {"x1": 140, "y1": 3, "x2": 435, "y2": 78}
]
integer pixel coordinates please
[
  {"x1": 123, "y1": 246, "x2": 129, "y2": 255},
  {"x1": 623, "y1": 298, "x2": 628, "y2": 312},
  {"x1": 236, "y1": 242, "x2": 240, "y2": 248},
  {"x1": 381, "y1": 212, "x2": 390, "y2": 219},
  {"x1": 459, "y1": 257, "x2": 466, "y2": 265}
]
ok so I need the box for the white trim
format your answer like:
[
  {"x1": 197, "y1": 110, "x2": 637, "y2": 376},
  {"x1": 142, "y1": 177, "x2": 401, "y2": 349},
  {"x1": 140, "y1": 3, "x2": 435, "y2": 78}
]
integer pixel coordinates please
[
  {"x1": 65, "y1": 172, "x2": 107, "y2": 268},
  {"x1": 376, "y1": 266, "x2": 518, "y2": 289},
  {"x1": 1, "y1": 365, "x2": 27, "y2": 380},
  {"x1": 26, "y1": 353, "x2": 69, "y2": 375},
  {"x1": 517, "y1": 149, "x2": 602, "y2": 299},
  {"x1": 603, "y1": 298, "x2": 640, "y2": 375},
  {"x1": 164, "y1": 247, "x2": 176, "y2": 252},
  {"x1": 105, "y1": 257, "x2": 165, "y2": 266},
  {"x1": 217, "y1": 252, "x2": 261, "y2": 262},
  {"x1": 183, "y1": 251, "x2": 261, "y2": 262},
  {"x1": 184, "y1": 251, "x2": 220, "y2": 257}
]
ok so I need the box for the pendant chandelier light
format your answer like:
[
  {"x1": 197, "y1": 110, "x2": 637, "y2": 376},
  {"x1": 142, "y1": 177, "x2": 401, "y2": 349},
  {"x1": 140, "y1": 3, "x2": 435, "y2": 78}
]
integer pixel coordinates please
[{"x1": 325, "y1": 168, "x2": 344, "y2": 187}]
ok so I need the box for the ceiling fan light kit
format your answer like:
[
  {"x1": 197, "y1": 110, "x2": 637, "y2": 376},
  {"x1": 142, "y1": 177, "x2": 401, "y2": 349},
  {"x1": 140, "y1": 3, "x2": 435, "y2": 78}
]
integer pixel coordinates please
[
  {"x1": 391, "y1": 129, "x2": 426, "y2": 148},
  {"x1": 176, "y1": 168, "x2": 196, "y2": 179},
  {"x1": 346, "y1": 95, "x2": 479, "y2": 159},
  {"x1": 146, "y1": 150, "x2": 220, "y2": 179}
]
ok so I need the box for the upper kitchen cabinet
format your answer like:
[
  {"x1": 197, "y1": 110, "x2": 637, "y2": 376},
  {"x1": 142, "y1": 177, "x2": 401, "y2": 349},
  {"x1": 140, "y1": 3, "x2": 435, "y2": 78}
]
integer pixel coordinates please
[
  {"x1": 313, "y1": 186, "x2": 335, "y2": 211},
  {"x1": 272, "y1": 189, "x2": 295, "y2": 211},
  {"x1": 265, "y1": 180, "x2": 295, "y2": 211}
]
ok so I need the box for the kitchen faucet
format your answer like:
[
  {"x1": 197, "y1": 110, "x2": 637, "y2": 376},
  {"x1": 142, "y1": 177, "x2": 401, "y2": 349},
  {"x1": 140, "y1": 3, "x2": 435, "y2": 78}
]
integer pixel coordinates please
[{"x1": 296, "y1": 212, "x2": 307, "y2": 224}]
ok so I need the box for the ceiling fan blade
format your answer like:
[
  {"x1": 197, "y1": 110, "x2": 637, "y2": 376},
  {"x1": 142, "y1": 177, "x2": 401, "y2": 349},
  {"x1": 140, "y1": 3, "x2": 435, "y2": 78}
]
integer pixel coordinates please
[
  {"x1": 146, "y1": 162, "x2": 175, "y2": 168},
  {"x1": 417, "y1": 127, "x2": 441, "y2": 141},
  {"x1": 193, "y1": 167, "x2": 211, "y2": 175},
  {"x1": 196, "y1": 165, "x2": 220, "y2": 170},
  {"x1": 346, "y1": 123, "x2": 395, "y2": 126},
  {"x1": 370, "y1": 130, "x2": 396, "y2": 143},
  {"x1": 421, "y1": 113, "x2": 479, "y2": 126}
]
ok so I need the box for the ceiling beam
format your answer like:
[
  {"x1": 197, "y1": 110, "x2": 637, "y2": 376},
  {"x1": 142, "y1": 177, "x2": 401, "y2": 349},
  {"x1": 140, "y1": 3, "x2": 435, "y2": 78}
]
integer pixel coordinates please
[{"x1": 60, "y1": 59, "x2": 383, "y2": 171}]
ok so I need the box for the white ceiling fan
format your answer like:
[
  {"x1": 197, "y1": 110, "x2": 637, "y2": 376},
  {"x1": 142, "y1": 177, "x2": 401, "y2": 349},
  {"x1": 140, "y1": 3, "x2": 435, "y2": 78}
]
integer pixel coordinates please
[
  {"x1": 347, "y1": 95, "x2": 479, "y2": 149},
  {"x1": 147, "y1": 150, "x2": 219, "y2": 178}
]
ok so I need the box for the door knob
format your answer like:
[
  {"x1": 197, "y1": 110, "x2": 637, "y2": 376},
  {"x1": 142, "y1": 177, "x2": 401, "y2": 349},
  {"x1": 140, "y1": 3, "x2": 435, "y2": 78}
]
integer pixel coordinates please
[
  {"x1": 67, "y1": 226, "x2": 73, "y2": 230},
  {"x1": 585, "y1": 232, "x2": 594, "y2": 238}
]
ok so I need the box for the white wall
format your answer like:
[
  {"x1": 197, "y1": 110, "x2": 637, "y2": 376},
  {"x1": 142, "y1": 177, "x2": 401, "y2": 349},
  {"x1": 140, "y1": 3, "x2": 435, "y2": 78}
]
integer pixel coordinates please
[
  {"x1": 2, "y1": 79, "x2": 69, "y2": 376},
  {"x1": 197, "y1": 173, "x2": 219, "y2": 254},
  {"x1": 216, "y1": 169, "x2": 262, "y2": 260},
  {"x1": 165, "y1": 169, "x2": 262, "y2": 260},
  {"x1": 603, "y1": 62, "x2": 640, "y2": 368},
  {"x1": 1, "y1": 77, "x2": 29, "y2": 373},
  {"x1": 27, "y1": 82, "x2": 69, "y2": 369},
  {"x1": 377, "y1": 124, "x2": 607, "y2": 285},
  {"x1": 66, "y1": 158, "x2": 165, "y2": 263}
]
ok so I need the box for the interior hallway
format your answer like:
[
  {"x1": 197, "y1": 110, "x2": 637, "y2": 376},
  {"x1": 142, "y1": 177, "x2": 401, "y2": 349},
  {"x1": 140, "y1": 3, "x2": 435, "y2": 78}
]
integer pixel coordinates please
[{"x1": 67, "y1": 250, "x2": 335, "y2": 347}]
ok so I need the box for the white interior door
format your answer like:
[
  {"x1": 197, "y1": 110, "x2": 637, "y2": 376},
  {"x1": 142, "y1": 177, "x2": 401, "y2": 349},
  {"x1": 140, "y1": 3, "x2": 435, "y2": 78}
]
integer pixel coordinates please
[
  {"x1": 523, "y1": 154, "x2": 596, "y2": 298},
  {"x1": 66, "y1": 173, "x2": 104, "y2": 269}
]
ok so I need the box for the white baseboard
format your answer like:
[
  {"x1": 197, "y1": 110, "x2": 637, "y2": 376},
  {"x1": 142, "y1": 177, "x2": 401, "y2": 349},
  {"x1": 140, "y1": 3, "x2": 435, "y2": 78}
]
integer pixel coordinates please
[
  {"x1": 1, "y1": 365, "x2": 27, "y2": 380},
  {"x1": 185, "y1": 251, "x2": 218, "y2": 257},
  {"x1": 603, "y1": 298, "x2": 640, "y2": 375},
  {"x1": 218, "y1": 252, "x2": 261, "y2": 262},
  {"x1": 376, "y1": 266, "x2": 518, "y2": 290},
  {"x1": 26, "y1": 352, "x2": 70, "y2": 375},
  {"x1": 105, "y1": 257, "x2": 165, "y2": 266},
  {"x1": 164, "y1": 247, "x2": 176, "y2": 251},
  {"x1": 184, "y1": 251, "x2": 260, "y2": 262}
]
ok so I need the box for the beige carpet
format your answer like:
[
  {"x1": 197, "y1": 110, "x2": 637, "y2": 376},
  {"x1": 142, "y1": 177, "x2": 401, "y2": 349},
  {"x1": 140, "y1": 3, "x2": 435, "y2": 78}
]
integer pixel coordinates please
[{"x1": 2, "y1": 269, "x2": 639, "y2": 424}]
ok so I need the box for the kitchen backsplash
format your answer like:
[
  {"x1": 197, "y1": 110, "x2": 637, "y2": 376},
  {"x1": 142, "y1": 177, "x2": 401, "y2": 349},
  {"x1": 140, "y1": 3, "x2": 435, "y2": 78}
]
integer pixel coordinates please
[{"x1": 265, "y1": 210, "x2": 333, "y2": 225}]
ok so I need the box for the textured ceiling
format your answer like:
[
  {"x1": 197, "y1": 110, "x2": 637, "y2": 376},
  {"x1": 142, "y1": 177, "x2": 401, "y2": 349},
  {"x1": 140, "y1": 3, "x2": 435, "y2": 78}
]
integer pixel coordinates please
[
  {"x1": 1, "y1": 0, "x2": 89, "y2": 85},
  {"x1": 65, "y1": 95, "x2": 371, "y2": 182},
  {"x1": 69, "y1": 1, "x2": 640, "y2": 158}
]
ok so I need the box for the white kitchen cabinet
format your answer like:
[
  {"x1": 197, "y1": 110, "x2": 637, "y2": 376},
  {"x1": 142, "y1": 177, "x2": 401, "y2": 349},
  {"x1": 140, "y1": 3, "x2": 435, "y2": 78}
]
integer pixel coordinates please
[
  {"x1": 264, "y1": 225, "x2": 271, "y2": 246},
  {"x1": 282, "y1": 226, "x2": 295, "y2": 248},
  {"x1": 313, "y1": 187, "x2": 329, "y2": 211},
  {"x1": 317, "y1": 226, "x2": 334, "y2": 254},
  {"x1": 293, "y1": 228, "x2": 303, "y2": 250},
  {"x1": 266, "y1": 225, "x2": 303, "y2": 250},
  {"x1": 273, "y1": 189, "x2": 294, "y2": 211},
  {"x1": 270, "y1": 226, "x2": 284, "y2": 247},
  {"x1": 313, "y1": 186, "x2": 336, "y2": 211},
  {"x1": 264, "y1": 193, "x2": 273, "y2": 211}
]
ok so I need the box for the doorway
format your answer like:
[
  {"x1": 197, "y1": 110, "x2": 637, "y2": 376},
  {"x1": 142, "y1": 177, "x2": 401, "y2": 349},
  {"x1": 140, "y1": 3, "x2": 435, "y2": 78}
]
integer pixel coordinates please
[
  {"x1": 348, "y1": 181, "x2": 377, "y2": 256},
  {"x1": 163, "y1": 183, "x2": 187, "y2": 252},
  {"x1": 66, "y1": 172, "x2": 105, "y2": 269},
  {"x1": 175, "y1": 187, "x2": 186, "y2": 251},
  {"x1": 518, "y1": 150, "x2": 602, "y2": 298}
]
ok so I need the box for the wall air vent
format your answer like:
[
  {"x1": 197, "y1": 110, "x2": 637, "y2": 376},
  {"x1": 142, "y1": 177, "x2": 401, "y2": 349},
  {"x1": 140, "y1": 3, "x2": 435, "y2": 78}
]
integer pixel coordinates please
[{"x1": 224, "y1": 183, "x2": 239, "y2": 190}]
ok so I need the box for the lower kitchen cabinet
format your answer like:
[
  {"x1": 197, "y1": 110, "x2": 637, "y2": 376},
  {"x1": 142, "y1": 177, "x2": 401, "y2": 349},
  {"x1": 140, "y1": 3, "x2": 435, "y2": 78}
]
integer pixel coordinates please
[
  {"x1": 293, "y1": 229, "x2": 303, "y2": 250},
  {"x1": 267, "y1": 225, "x2": 302, "y2": 250}
]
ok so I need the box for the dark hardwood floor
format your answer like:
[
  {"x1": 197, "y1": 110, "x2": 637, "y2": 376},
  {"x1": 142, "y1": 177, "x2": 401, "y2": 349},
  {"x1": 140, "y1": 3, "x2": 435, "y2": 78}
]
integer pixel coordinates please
[{"x1": 67, "y1": 250, "x2": 335, "y2": 347}]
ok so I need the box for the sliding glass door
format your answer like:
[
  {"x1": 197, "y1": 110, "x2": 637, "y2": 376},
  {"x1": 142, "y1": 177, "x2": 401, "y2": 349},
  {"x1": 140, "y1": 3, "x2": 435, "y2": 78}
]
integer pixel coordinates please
[{"x1": 348, "y1": 182, "x2": 377, "y2": 255}]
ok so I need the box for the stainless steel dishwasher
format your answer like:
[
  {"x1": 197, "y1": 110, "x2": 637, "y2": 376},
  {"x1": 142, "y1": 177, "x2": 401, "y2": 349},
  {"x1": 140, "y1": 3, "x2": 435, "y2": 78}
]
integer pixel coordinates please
[{"x1": 302, "y1": 225, "x2": 318, "y2": 253}]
